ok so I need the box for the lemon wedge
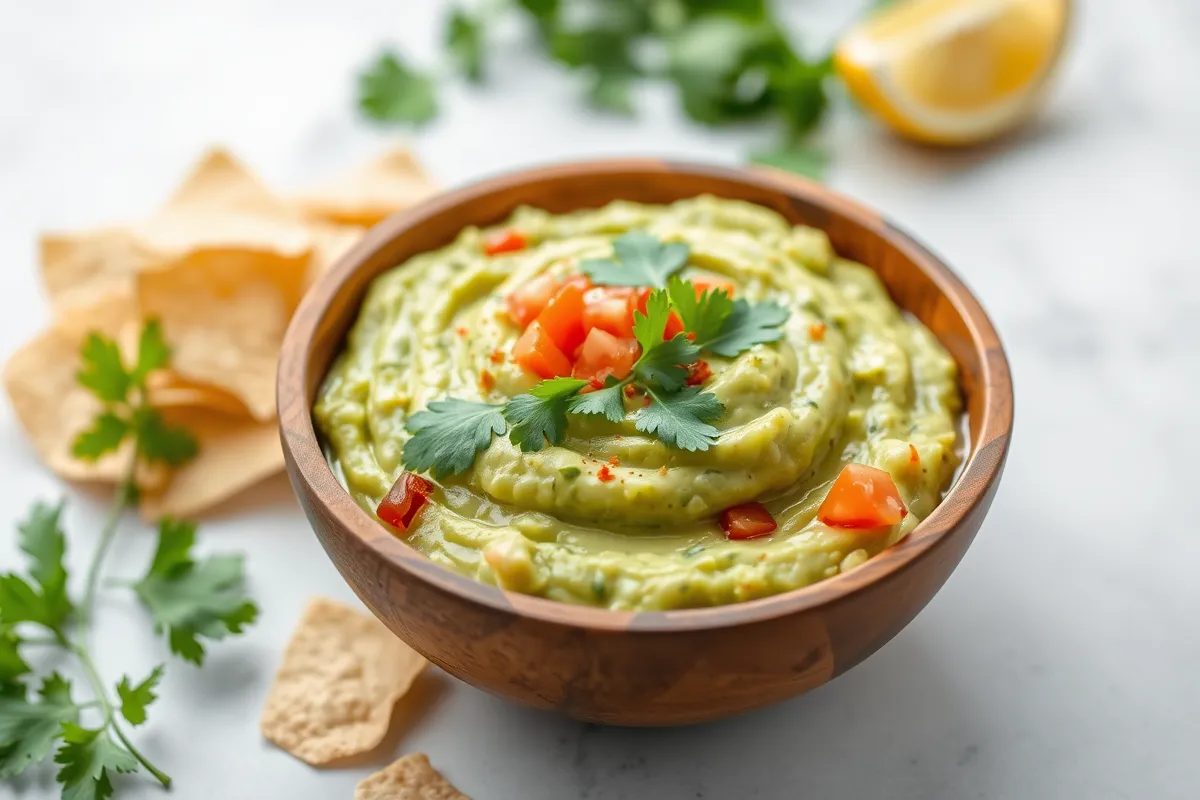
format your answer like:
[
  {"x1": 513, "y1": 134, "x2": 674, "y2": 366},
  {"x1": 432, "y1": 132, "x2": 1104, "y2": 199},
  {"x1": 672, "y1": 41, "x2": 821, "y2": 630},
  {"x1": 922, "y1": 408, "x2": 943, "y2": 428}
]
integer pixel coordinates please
[{"x1": 835, "y1": 0, "x2": 1071, "y2": 145}]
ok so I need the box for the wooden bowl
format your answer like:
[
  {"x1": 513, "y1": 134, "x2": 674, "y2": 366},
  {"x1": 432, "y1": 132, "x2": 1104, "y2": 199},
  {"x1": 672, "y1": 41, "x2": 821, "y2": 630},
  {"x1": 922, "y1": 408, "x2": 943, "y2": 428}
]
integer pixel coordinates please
[{"x1": 277, "y1": 160, "x2": 1013, "y2": 726}]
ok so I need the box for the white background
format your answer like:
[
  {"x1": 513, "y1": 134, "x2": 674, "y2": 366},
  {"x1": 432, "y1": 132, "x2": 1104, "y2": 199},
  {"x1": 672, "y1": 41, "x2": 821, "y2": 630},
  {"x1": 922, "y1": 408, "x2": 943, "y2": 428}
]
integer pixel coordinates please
[{"x1": 2, "y1": 1, "x2": 1198, "y2": 798}]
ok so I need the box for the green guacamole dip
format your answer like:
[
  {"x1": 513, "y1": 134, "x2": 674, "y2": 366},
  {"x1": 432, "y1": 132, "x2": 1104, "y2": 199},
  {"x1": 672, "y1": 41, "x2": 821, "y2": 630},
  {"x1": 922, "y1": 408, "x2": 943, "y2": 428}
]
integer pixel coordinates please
[{"x1": 315, "y1": 196, "x2": 962, "y2": 611}]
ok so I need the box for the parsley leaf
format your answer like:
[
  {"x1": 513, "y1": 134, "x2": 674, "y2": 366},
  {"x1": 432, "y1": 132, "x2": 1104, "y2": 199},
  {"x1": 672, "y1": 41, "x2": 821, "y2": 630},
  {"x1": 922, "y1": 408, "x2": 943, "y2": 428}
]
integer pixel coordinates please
[
  {"x1": 581, "y1": 232, "x2": 689, "y2": 288},
  {"x1": 132, "y1": 519, "x2": 258, "y2": 666},
  {"x1": 130, "y1": 319, "x2": 171, "y2": 385},
  {"x1": 697, "y1": 298, "x2": 789, "y2": 357},
  {"x1": 632, "y1": 288, "x2": 700, "y2": 392},
  {"x1": 76, "y1": 334, "x2": 129, "y2": 404},
  {"x1": 0, "y1": 628, "x2": 30, "y2": 691},
  {"x1": 0, "y1": 673, "x2": 79, "y2": 778},
  {"x1": 54, "y1": 722, "x2": 138, "y2": 800},
  {"x1": 446, "y1": 9, "x2": 485, "y2": 82},
  {"x1": 636, "y1": 387, "x2": 724, "y2": 452},
  {"x1": 667, "y1": 274, "x2": 734, "y2": 344},
  {"x1": 115, "y1": 666, "x2": 163, "y2": 727},
  {"x1": 402, "y1": 399, "x2": 507, "y2": 478},
  {"x1": 16, "y1": 500, "x2": 73, "y2": 630},
  {"x1": 72, "y1": 412, "x2": 129, "y2": 461},
  {"x1": 131, "y1": 407, "x2": 198, "y2": 467},
  {"x1": 504, "y1": 377, "x2": 588, "y2": 452},
  {"x1": 358, "y1": 51, "x2": 438, "y2": 125},
  {"x1": 569, "y1": 382, "x2": 626, "y2": 423}
]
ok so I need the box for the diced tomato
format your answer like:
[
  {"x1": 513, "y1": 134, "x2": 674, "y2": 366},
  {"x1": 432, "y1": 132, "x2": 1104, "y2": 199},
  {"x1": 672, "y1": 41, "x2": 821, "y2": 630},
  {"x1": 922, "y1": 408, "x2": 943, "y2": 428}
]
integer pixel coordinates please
[
  {"x1": 561, "y1": 273, "x2": 593, "y2": 293},
  {"x1": 505, "y1": 273, "x2": 559, "y2": 328},
  {"x1": 484, "y1": 229, "x2": 528, "y2": 256},
  {"x1": 582, "y1": 286, "x2": 636, "y2": 338},
  {"x1": 572, "y1": 328, "x2": 639, "y2": 384},
  {"x1": 634, "y1": 288, "x2": 684, "y2": 339},
  {"x1": 377, "y1": 472, "x2": 434, "y2": 532},
  {"x1": 809, "y1": 322, "x2": 827, "y2": 341},
  {"x1": 479, "y1": 370, "x2": 495, "y2": 392},
  {"x1": 513, "y1": 320, "x2": 572, "y2": 379},
  {"x1": 535, "y1": 283, "x2": 587, "y2": 354},
  {"x1": 692, "y1": 276, "x2": 736, "y2": 299},
  {"x1": 719, "y1": 502, "x2": 777, "y2": 540},
  {"x1": 818, "y1": 464, "x2": 908, "y2": 529},
  {"x1": 686, "y1": 360, "x2": 713, "y2": 386}
]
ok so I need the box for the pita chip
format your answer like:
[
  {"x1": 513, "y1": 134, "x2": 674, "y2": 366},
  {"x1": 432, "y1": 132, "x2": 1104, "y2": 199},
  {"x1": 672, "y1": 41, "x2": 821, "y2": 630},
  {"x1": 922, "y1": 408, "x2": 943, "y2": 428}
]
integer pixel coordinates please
[{"x1": 355, "y1": 754, "x2": 470, "y2": 800}]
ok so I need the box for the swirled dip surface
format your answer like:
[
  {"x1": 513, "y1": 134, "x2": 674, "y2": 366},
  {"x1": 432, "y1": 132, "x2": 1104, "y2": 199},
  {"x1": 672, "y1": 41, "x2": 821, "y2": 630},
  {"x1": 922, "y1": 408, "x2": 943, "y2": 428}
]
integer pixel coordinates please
[{"x1": 315, "y1": 197, "x2": 962, "y2": 610}]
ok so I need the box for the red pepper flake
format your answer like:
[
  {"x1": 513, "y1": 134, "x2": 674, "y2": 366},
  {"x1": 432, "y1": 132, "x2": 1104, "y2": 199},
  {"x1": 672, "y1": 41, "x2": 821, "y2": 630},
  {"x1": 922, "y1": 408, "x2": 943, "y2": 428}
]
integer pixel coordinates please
[
  {"x1": 479, "y1": 370, "x2": 495, "y2": 392},
  {"x1": 597, "y1": 465, "x2": 615, "y2": 482},
  {"x1": 455, "y1": 326, "x2": 468, "y2": 337},
  {"x1": 686, "y1": 360, "x2": 713, "y2": 386},
  {"x1": 658, "y1": 465, "x2": 668, "y2": 476},
  {"x1": 489, "y1": 349, "x2": 505, "y2": 364},
  {"x1": 483, "y1": 229, "x2": 528, "y2": 256},
  {"x1": 909, "y1": 443, "x2": 920, "y2": 464},
  {"x1": 623, "y1": 384, "x2": 637, "y2": 398},
  {"x1": 809, "y1": 322, "x2": 827, "y2": 341},
  {"x1": 608, "y1": 456, "x2": 620, "y2": 467},
  {"x1": 590, "y1": 378, "x2": 606, "y2": 391}
]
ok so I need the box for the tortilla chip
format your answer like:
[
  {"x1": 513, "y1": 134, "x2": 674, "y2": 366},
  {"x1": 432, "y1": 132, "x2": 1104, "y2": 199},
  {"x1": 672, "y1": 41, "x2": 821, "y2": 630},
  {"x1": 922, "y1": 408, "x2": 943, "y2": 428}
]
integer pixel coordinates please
[
  {"x1": 144, "y1": 371, "x2": 253, "y2": 418},
  {"x1": 137, "y1": 408, "x2": 281, "y2": 520},
  {"x1": 261, "y1": 597, "x2": 428, "y2": 766},
  {"x1": 39, "y1": 228, "x2": 158, "y2": 313},
  {"x1": 2, "y1": 294, "x2": 167, "y2": 490},
  {"x1": 136, "y1": 147, "x2": 312, "y2": 257},
  {"x1": 355, "y1": 754, "x2": 470, "y2": 800},
  {"x1": 305, "y1": 222, "x2": 367, "y2": 286},
  {"x1": 295, "y1": 146, "x2": 436, "y2": 227},
  {"x1": 135, "y1": 247, "x2": 308, "y2": 421}
]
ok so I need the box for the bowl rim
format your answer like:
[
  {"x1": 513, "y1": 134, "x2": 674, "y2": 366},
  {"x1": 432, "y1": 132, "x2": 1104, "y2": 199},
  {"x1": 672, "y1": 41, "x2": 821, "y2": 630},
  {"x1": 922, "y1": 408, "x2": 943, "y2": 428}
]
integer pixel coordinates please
[{"x1": 277, "y1": 158, "x2": 1013, "y2": 634}]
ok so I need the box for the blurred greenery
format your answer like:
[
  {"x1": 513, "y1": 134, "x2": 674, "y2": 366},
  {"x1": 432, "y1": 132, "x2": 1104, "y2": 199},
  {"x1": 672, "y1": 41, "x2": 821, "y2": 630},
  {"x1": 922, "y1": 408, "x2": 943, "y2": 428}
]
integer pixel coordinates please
[{"x1": 357, "y1": 0, "x2": 847, "y2": 179}]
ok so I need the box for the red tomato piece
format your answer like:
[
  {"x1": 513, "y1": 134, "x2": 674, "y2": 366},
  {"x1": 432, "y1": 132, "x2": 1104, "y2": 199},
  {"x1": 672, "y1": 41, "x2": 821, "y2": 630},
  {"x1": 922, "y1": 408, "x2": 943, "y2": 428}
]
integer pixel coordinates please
[
  {"x1": 377, "y1": 472, "x2": 435, "y2": 532},
  {"x1": 582, "y1": 286, "x2": 636, "y2": 338},
  {"x1": 561, "y1": 273, "x2": 593, "y2": 293},
  {"x1": 505, "y1": 273, "x2": 560, "y2": 328},
  {"x1": 633, "y1": 288, "x2": 684, "y2": 339},
  {"x1": 719, "y1": 502, "x2": 778, "y2": 540},
  {"x1": 818, "y1": 464, "x2": 908, "y2": 529},
  {"x1": 572, "y1": 328, "x2": 640, "y2": 384},
  {"x1": 535, "y1": 283, "x2": 587, "y2": 354},
  {"x1": 686, "y1": 360, "x2": 713, "y2": 386},
  {"x1": 484, "y1": 229, "x2": 528, "y2": 256},
  {"x1": 692, "y1": 276, "x2": 736, "y2": 299},
  {"x1": 597, "y1": 465, "x2": 615, "y2": 482},
  {"x1": 513, "y1": 320, "x2": 572, "y2": 378}
]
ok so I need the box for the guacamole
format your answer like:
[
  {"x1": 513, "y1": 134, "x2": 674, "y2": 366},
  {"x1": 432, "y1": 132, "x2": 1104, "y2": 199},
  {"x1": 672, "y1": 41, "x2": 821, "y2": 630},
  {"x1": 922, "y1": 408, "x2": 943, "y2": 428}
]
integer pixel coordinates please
[{"x1": 315, "y1": 196, "x2": 962, "y2": 611}]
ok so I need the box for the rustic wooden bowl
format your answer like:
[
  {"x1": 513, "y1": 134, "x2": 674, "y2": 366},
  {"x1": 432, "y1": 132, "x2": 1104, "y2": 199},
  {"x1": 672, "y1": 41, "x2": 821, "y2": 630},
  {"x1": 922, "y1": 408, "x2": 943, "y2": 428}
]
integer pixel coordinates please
[{"x1": 277, "y1": 160, "x2": 1013, "y2": 726}]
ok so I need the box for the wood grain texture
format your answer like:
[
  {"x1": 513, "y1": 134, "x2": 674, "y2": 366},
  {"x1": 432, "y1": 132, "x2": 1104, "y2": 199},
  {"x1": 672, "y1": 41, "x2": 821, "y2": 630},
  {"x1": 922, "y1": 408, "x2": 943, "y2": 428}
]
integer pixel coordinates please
[{"x1": 277, "y1": 160, "x2": 1014, "y2": 726}]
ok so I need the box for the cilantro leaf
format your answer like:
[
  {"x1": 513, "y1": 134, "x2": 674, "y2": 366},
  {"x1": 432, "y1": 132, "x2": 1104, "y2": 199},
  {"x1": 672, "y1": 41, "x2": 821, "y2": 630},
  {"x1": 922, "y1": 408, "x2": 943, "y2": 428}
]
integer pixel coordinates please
[
  {"x1": 76, "y1": 334, "x2": 130, "y2": 404},
  {"x1": 72, "y1": 412, "x2": 129, "y2": 461},
  {"x1": 358, "y1": 51, "x2": 439, "y2": 125},
  {"x1": 581, "y1": 232, "x2": 689, "y2": 288},
  {"x1": 0, "y1": 673, "x2": 79, "y2": 778},
  {"x1": 402, "y1": 399, "x2": 507, "y2": 478},
  {"x1": 54, "y1": 722, "x2": 138, "y2": 800},
  {"x1": 16, "y1": 501, "x2": 73, "y2": 629},
  {"x1": 632, "y1": 289, "x2": 700, "y2": 391},
  {"x1": 667, "y1": 274, "x2": 733, "y2": 344},
  {"x1": 773, "y1": 55, "x2": 833, "y2": 140},
  {"x1": 0, "y1": 628, "x2": 30, "y2": 691},
  {"x1": 697, "y1": 298, "x2": 789, "y2": 357},
  {"x1": 504, "y1": 378, "x2": 588, "y2": 452},
  {"x1": 130, "y1": 319, "x2": 171, "y2": 385},
  {"x1": 569, "y1": 382, "x2": 626, "y2": 423},
  {"x1": 446, "y1": 8, "x2": 485, "y2": 82},
  {"x1": 750, "y1": 143, "x2": 828, "y2": 181},
  {"x1": 116, "y1": 665, "x2": 163, "y2": 727},
  {"x1": 132, "y1": 519, "x2": 258, "y2": 666},
  {"x1": 635, "y1": 387, "x2": 724, "y2": 452},
  {"x1": 131, "y1": 407, "x2": 198, "y2": 467},
  {"x1": 588, "y1": 72, "x2": 635, "y2": 115}
]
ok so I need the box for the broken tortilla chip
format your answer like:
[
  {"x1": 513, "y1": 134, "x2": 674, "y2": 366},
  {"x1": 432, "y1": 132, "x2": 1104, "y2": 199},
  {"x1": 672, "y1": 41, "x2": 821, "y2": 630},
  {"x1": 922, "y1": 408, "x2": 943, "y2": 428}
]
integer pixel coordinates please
[
  {"x1": 144, "y1": 371, "x2": 253, "y2": 418},
  {"x1": 136, "y1": 147, "x2": 312, "y2": 257},
  {"x1": 261, "y1": 597, "x2": 428, "y2": 766},
  {"x1": 39, "y1": 228, "x2": 158, "y2": 313},
  {"x1": 355, "y1": 754, "x2": 470, "y2": 800},
  {"x1": 2, "y1": 293, "x2": 167, "y2": 490},
  {"x1": 135, "y1": 247, "x2": 309, "y2": 421},
  {"x1": 295, "y1": 146, "x2": 436, "y2": 228},
  {"x1": 137, "y1": 407, "x2": 281, "y2": 520}
]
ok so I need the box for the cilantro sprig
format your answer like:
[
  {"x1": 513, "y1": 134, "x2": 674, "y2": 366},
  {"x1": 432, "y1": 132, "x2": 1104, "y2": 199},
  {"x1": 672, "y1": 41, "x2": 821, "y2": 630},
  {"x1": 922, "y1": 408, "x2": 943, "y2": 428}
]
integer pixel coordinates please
[
  {"x1": 355, "y1": 1, "x2": 839, "y2": 178},
  {"x1": 398, "y1": 231, "x2": 789, "y2": 478},
  {"x1": 0, "y1": 320, "x2": 257, "y2": 799}
]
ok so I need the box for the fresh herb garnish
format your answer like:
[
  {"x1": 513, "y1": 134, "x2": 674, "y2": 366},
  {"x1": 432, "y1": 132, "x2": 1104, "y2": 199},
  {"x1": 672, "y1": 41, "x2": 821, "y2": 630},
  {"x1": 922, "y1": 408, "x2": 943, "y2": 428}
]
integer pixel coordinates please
[
  {"x1": 403, "y1": 399, "x2": 507, "y2": 479},
  {"x1": 504, "y1": 377, "x2": 589, "y2": 453},
  {"x1": 581, "y1": 232, "x2": 689, "y2": 288},
  {"x1": 357, "y1": 2, "x2": 837, "y2": 178},
  {"x1": 0, "y1": 320, "x2": 256, "y2": 798}
]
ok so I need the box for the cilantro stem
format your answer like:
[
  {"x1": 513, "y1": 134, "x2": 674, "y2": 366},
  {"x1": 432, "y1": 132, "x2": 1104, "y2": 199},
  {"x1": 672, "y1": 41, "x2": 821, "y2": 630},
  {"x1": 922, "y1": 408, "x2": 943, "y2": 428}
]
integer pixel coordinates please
[
  {"x1": 81, "y1": 451, "x2": 137, "y2": 627},
  {"x1": 69, "y1": 641, "x2": 172, "y2": 788}
]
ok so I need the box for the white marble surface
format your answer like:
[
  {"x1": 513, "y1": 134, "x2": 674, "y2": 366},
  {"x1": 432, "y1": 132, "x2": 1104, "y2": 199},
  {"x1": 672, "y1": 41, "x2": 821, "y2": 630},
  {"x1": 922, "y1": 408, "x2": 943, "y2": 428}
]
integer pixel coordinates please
[{"x1": 2, "y1": 1, "x2": 1198, "y2": 798}]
